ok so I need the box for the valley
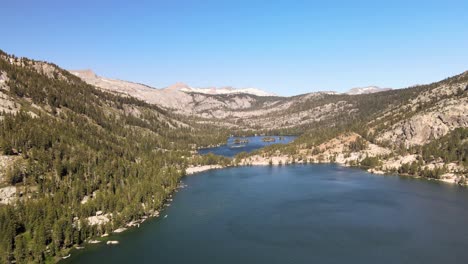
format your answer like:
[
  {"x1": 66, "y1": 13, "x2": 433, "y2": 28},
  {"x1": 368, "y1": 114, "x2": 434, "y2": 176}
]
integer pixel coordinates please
[
  {"x1": 0, "y1": 50, "x2": 466, "y2": 263},
  {"x1": 2, "y1": 1, "x2": 468, "y2": 263},
  {"x1": 72, "y1": 63, "x2": 468, "y2": 183}
]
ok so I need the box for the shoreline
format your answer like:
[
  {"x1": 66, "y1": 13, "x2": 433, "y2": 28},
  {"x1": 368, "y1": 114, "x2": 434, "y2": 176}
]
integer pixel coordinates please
[
  {"x1": 60, "y1": 160, "x2": 465, "y2": 262},
  {"x1": 62, "y1": 165, "x2": 226, "y2": 261},
  {"x1": 59, "y1": 180, "x2": 186, "y2": 262},
  {"x1": 239, "y1": 152, "x2": 468, "y2": 187},
  {"x1": 186, "y1": 160, "x2": 465, "y2": 186},
  {"x1": 185, "y1": 165, "x2": 225, "y2": 175}
]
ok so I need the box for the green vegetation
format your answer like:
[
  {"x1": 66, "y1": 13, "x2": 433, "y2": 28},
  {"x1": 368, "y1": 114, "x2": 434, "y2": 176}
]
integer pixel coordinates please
[
  {"x1": 360, "y1": 156, "x2": 382, "y2": 168},
  {"x1": 243, "y1": 72, "x2": 467, "y2": 181},
  {"x1": 233, "y1": 138, "x2": 249, "y2": 144},
  {"x1": 0, "y1": 52, "x2": 229, "y2": 263},
  {"x1": 349, "y1": 137, "x2": 368, "y2": 152},
  {"x1": 421, "y1": 128, "x2": 468, "y2": 167},
  {"x1": 0, "y1": 50, "x2": 466, "y2": 263}
]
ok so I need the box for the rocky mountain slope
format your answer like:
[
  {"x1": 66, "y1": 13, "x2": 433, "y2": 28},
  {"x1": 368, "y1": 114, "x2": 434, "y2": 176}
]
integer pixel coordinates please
[
  {"x1": 69, "y1": 70, "x2": 195, "y2": 110},
  {"x1": 69, "y1": 70, "x2": 393, "y2": 132},
  {"x1": 70, "y1": 70, "x2": 276, "y2": 111},
  {"x1": 72, "y1": 64, "x2": 467, "y2": 182},
  {"x1": 71, "y1": 67, "x2": 467, "y2": 156},
  {"x1": 374, "y1": 79, "x2": 468, "y2": 146},
  {"x1": 71, "y1": 70, "x2": 276, "y2": 97},
  {"x1": 241, "y1": 71, "x2": 468, "y2": 183}
]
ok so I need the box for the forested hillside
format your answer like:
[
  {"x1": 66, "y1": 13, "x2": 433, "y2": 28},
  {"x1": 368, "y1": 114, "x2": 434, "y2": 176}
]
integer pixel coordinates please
[
  {"x1": 73, "y1": 62, "x2": 467, "y2": 138},
  {"x1": 241, "y1": 72, "x2": 467, "y2": 182},
  {"x1": 0, "y1": 50, "x2": 229, "y2": 263}
]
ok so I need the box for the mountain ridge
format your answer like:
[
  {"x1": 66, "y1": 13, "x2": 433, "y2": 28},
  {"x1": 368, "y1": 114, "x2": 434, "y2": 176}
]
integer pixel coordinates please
[
  {"x1": 70, "y1": 70, "x2": 277, "y2": 97},
  {"x1": 345, "y1": 86, "x2": 393, "y2": 95},
  {"x1": 70, "y1": 69, "x2": 396, "y2": 98},
  {"x1": 69, "y1": 68, "x2": 468, "y2": 136}
]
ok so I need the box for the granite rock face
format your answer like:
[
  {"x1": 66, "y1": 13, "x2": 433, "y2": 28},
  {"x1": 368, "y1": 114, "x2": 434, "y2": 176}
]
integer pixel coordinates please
[{"x1": 377, "y1": 92, "x2": 468, "y2": 146}]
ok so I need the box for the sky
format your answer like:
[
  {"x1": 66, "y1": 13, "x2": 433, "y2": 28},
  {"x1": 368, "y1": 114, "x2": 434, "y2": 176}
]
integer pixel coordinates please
[{"x1": 2, "y1": 0, "x2": 468, "y2": 96}]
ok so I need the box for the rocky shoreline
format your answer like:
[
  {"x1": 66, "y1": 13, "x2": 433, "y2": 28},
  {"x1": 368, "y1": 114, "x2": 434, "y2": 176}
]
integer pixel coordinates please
[
  {"x1": 63, "y1": 165, "x2": 226, "y2": 260},
  {"x1": 238, "y1": 154, "x2": 467, "y2": 186},
  {"x1": 186, "y1": 156, "x2": 465, "y2": 186},
  {"x1": 185, "y1": 165, "x2": 225, "y2": 175},
  {"x1": 59, "y1": 157, "x2": 465, "y2": 262},
  {"x1": 58, "y1": 181, "x2": 188, "y2": 262}
]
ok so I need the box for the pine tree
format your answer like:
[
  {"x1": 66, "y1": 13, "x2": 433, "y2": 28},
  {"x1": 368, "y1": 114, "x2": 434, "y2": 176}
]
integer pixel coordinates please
[{"x1": 14, "y1": 234, "x2": 28, "y2": 264}]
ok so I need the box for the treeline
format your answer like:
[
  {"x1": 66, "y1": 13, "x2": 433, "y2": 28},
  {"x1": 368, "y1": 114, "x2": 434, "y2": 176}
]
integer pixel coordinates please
[
  {"x1": 421, "y1": 128, "x2": 468, "y2": 167},
  {"x1": 189, "y1": 153, "x2": 231, "y2": 166},
  {"x1": 391, "y1": 128, "x2": 467, "y2": 179}
]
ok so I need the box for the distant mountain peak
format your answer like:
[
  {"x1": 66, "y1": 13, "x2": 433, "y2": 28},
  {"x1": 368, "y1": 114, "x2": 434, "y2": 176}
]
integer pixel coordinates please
[
  {"x1": 165, "y1": 82, "x2": 190, "y2": 91},
  {"x1": 345, "y1": 86, "x2": 392, "y2": 95},
  {"x1": 178, "y1": 85, "x2": 277, "y2": 97},
  {"x1": 69, "y1": 69, "x2": 97, "y2": 79}
]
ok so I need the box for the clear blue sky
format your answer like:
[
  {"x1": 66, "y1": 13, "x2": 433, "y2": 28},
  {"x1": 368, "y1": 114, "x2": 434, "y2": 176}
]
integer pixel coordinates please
[{"x1": 2, "y1": 0, "x2": 468, "y2": 95}]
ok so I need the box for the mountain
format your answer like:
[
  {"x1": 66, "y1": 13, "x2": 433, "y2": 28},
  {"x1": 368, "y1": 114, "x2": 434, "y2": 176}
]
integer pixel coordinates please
[
  {"x1": 0, "y1": 50, "x2": 467, "y2": 263},
  {"x1": 69, "y1": 70, "x2": 195, "y2": 110},
  {"x1": 179, "y1": 85, "x2": 276, "y2": 97},
  {"x1": 69, "y1": 70, "x2": 384, "y2": 131},
  {"x1": 345, "y1": 86, "x2": 393, "y2": 95},
  {"x1": 71, "y1": 70, "x2": 274, "y2": 97},
  {"x1": 241, "y1": 71, "x2": 468, "y2": 184},
  {"x1": 69, "y1": 70, "x2": 279, "y2": 119},
  {"x1": 165, "y1": 82, "x2": 191, "y2": 91},
  {"x1": 69, "y1": 70, "x2": 341, "y2": 130},
  {"x1": 70, "y1": 69, "x2": 467, "y2": 140}
]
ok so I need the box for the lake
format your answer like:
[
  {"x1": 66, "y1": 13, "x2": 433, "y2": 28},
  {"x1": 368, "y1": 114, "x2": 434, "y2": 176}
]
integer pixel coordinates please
[
  {"x1": 198, "y1": 135, "x2": 296, "y2": 157},
  {"x1": 63, "y1": 164, "x2": 468, "y2": 264}
]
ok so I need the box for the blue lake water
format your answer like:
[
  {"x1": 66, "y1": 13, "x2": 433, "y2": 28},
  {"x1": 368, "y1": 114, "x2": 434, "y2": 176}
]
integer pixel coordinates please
[
  {"x1": 63, "y1": 164, "x2": 468, "y2": 264},
  {"x1": 198, "y1": 136, "x2": 296, "y2": 157}
]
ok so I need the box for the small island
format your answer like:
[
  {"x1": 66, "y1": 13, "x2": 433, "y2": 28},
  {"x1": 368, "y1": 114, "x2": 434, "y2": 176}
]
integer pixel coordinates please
[
  {"x1": 233, "y1": 138, "x2": 249, "y2": 144},
  {"x1": 262, "y1": 137, "x2": 276, "y2": 142}
]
